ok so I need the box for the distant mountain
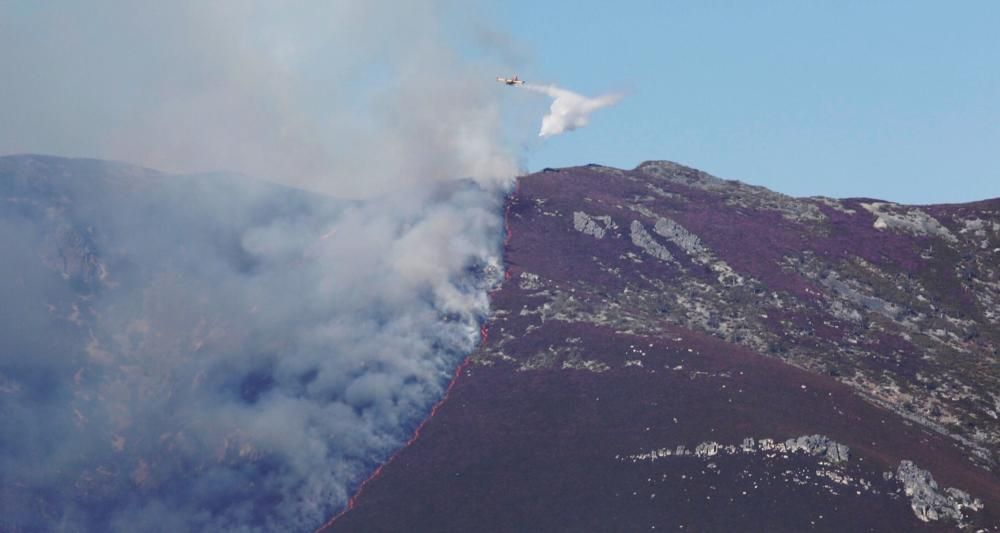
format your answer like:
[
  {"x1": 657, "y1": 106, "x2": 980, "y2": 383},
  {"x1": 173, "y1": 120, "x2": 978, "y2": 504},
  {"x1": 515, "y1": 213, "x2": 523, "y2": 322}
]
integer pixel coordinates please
[{"x1": 327, "y1": 162, "x2": 1000, "y2": 531}]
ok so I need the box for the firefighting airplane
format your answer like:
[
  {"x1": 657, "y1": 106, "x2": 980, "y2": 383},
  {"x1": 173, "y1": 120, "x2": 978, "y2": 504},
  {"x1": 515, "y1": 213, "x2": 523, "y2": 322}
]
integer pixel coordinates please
[{"x1": 496, "y1": 74, "x2": 524, "y2": 86}]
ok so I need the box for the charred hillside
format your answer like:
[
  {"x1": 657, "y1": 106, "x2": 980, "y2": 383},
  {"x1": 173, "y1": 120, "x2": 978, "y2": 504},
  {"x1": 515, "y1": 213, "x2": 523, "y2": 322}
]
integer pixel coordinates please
[{"x1": 328, "y1": 161, "x2": 1000, "y2": 532}]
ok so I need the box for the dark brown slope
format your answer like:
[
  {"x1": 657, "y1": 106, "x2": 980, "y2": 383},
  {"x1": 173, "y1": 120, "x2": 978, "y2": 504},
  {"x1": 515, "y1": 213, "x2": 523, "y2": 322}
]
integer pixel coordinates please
[{"x1": 325, "y1": 162, "x2": 1000, "y2": 532}]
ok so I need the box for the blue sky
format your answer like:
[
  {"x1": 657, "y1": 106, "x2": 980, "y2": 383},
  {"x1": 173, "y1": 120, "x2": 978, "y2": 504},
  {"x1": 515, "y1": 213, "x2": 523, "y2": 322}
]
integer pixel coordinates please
[
  {"x1": 498, "y1": 1, "x2": 999, "y2": 203},
  {"x1": 1, "y1": 2, "x2": 996, "y2": 203}
]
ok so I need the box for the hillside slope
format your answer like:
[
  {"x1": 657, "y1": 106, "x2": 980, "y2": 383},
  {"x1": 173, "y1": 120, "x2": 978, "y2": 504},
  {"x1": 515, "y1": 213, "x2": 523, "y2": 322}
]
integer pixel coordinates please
[{"x1": 328, "y1": 162, "x2": 1000, "y2": 531}]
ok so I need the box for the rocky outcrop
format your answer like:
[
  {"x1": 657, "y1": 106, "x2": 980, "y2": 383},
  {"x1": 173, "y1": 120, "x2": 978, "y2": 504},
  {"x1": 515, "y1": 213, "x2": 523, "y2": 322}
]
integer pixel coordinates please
[
  {"x1": 615, "y1": 437, "x2": 987, "y2": 527},
  {"x1": 860, "y1": 202, "x2": 957, "y2": 242},
  {"x1": 894, "y1": 460, "x2": 983, "y2": 524},
  {"x1": 648, "y1": 211, "x2": 744, "y2": 286},
  {"x1": 573, "y1": 211, "x2": 615, "y2": 239},
  {"x1": 621, "y1": 434, "x2": 850, "y2": 464},
  {"x1": 783, "y1": 435, "x2": 851, "y2": 464},
  {"x1": 652, "y1": 216, "x2": 707, "y2": 258},
  {"x1": 629, "y1": 220, "x2": 674, "y2": 262}
]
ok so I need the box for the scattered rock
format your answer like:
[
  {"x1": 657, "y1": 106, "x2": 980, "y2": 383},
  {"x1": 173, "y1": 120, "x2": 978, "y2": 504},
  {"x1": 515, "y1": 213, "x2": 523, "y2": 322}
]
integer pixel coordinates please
[
  {"x1": 518, "y1": 272, "x2": 544, "y2": 291},
  {"x1": 561, "y1": 357, "x2": 610, "y2": 373},
  {"x1": 694, "y1": 441, "x2": 720, "y2": 457}
]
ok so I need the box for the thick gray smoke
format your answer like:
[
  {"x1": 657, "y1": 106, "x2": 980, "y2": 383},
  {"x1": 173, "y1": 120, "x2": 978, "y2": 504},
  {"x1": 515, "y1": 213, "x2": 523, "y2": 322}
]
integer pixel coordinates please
[
  {"x1": 0, "y1": 1, "x2": 520, "y2": 531},
  {"x1": 521, "y1": 84, "x2": 623, "y2": 137},
  {"x1": 0, "y1": 159, "x2": 506, "y2": 531}
]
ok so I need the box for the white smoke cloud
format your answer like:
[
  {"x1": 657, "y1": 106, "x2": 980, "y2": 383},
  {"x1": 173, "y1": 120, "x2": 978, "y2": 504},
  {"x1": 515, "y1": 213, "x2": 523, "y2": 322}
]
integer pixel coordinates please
[{"x1": 522, "y1": 84, "x2": 623, "y2": 137}]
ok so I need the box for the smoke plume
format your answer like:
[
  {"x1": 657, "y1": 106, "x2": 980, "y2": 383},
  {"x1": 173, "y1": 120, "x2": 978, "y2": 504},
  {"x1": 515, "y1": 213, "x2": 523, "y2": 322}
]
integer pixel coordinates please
[
  {"x1": 0, "y1": 159, "x2": 507, "y2": 532},
  {"x1": 0, "y1": 1, "x2": 520, "y2": 197},
  {"x1": 522, "y1": 84, "x2": 623, "y2": 137},
  {"x1": 0, "y1": 1, "x2": 522, "y2": 531}
]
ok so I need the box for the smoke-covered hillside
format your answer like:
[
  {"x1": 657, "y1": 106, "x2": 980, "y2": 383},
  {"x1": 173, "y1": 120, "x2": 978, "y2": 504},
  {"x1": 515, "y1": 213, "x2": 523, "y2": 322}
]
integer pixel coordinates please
[{"x1": 0, "y1": 154, "x2": 506, "y2": 532}]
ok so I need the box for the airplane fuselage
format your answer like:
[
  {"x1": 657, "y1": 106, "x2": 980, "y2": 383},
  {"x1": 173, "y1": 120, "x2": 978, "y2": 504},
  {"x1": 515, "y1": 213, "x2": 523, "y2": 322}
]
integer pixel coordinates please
[{"x1": 497, "y1": 75, "x2": 524, "y2": 86}]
